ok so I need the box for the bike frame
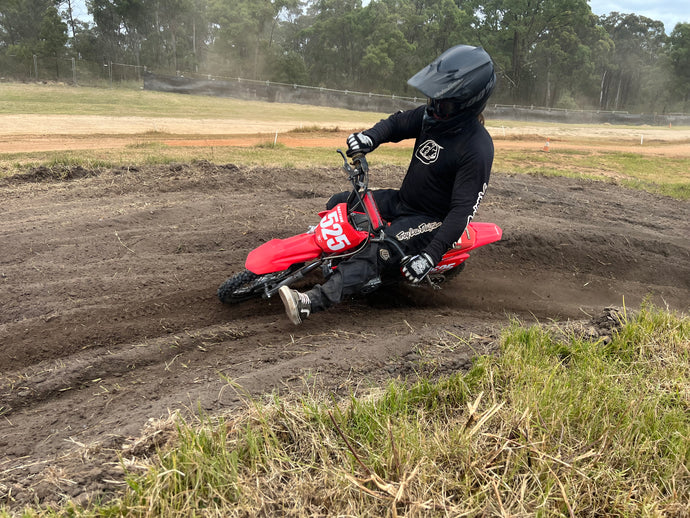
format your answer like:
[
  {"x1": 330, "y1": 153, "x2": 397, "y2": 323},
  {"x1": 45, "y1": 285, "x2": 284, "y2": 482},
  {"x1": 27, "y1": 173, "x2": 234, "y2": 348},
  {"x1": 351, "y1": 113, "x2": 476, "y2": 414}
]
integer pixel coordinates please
[{"x1": 241, "y1": 151, "x2": 501, "y2": 297}]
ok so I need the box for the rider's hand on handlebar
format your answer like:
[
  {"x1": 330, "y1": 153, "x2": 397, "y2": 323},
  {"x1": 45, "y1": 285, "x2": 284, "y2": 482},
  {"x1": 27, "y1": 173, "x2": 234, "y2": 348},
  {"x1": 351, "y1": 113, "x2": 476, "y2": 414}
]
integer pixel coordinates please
[
  {"x1": 401, "y1": 253, "x2": 435, "y2": 283},
  {"x1": 346, "y1": 132, "x2": 374, "y2": 157}
]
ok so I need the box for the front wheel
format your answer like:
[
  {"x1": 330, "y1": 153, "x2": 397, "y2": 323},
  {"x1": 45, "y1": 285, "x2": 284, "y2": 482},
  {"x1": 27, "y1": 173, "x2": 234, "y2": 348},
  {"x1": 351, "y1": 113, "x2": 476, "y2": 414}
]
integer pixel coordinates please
[
  {"x1": 218, "y1": 270, "x2": 262, "y2": 304},
  {"x1": 218, "y1": 269, "x2": 294, "y2": 304}
]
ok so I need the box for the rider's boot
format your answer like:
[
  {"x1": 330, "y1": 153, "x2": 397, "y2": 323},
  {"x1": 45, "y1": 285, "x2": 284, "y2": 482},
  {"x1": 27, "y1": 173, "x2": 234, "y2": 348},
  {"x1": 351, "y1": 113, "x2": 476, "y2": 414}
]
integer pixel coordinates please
[{"x1": 278, "y1": 286, "x2": 312, "y2": 325}]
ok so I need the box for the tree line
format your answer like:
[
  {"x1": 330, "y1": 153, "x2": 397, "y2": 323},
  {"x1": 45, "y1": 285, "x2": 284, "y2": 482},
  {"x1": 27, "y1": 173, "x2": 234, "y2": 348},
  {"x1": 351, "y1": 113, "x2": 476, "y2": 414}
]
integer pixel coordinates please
[{"x1": 1, "y1": 0, "x2": 689, "y2": 113}]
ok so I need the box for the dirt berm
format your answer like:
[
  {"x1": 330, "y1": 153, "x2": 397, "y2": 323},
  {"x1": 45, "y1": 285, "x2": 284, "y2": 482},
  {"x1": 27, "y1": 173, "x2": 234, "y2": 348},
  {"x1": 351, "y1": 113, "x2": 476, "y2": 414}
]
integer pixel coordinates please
[{"x1": 1, "y1": 160, "x2": 688, "y2": 508}]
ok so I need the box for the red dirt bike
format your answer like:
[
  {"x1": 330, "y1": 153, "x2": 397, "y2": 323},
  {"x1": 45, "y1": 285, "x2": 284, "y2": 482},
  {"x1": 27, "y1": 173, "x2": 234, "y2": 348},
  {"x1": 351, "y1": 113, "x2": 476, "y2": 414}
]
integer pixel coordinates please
[{"x1": 217, "y1": 151, "x2": 502, "y2": 304}]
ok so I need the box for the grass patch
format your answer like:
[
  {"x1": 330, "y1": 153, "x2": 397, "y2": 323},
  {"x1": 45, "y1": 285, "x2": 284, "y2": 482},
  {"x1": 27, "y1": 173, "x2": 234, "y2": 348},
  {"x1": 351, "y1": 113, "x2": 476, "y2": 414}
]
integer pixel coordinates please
[
  {"x1": 1, "y1": 83, "x2": 688, "y2": 199},
  {"x1": 2, "y1": 142, "x2": 688, "y2": 200},
  {"x1": 0, "y1": 83, "x2": 387, "y2": 124},
  {"x1": 6, "y1": 305, "x2": 687, "y2": 517},
  {"x1": 0, "y1": 145, "x2": 413, "y2": 178},
  {"x1": 494, "y1": 147, "x2": 690, "y2": 200},
  {"x1": 286, "y1": 125, "x2": 343, "y2": 133},
  {"x1": 253, "y1": 141, "x2": 287, "y2": 149}
]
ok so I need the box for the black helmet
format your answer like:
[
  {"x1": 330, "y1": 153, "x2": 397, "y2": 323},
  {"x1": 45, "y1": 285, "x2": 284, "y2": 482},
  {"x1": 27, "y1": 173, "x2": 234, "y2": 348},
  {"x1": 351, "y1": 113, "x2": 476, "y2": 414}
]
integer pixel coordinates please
[{"x1": 408, "y1": 45, "x2": 496, "y2": 120}]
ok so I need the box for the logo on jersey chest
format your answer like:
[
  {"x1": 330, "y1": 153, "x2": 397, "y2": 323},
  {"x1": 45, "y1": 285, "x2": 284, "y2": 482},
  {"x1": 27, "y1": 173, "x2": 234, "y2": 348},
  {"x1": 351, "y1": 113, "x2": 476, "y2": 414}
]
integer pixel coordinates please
[{"x1": 415, "y1": 139, "x2": 443, "y2": 164}]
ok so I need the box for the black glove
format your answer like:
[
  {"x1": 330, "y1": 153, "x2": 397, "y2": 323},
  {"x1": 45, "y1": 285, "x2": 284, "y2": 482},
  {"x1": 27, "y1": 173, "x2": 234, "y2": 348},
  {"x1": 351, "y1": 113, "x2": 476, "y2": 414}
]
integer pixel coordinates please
[
  {"x1": 401, "y1": 253, "x2": 435, "y2": 283},
  {"x1": 346, "y1": 132, "x2": 374, "y2": 157}
]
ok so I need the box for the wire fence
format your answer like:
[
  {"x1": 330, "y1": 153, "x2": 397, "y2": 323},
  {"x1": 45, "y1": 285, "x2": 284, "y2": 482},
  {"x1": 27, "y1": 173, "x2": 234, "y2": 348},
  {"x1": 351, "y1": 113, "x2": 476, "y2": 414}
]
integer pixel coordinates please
[
  {"x1": 2, "y1": 54, "x2": 688, "y2": 124},
  {"x1": 145, "y1": 71, "x2": 690, "y2": 125},
  {"x1": 0, "y1": 54, "x2": 145, "y2": 86}
]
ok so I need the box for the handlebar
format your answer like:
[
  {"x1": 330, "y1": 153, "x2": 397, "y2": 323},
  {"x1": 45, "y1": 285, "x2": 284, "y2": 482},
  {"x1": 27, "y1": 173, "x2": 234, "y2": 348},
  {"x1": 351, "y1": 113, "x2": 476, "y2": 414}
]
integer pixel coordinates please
[{"x1": 337, "y1": 149, "x2": 369, "y2": 191}]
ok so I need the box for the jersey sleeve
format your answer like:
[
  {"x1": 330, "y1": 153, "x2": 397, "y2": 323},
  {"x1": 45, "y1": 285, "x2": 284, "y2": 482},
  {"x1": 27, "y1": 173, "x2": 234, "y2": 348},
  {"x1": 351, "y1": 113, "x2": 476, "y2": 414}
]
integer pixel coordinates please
[
  {"x1": 363, "y1": 105, "x2": 425, "y2": 147},
  {"x1": 422, "y1": 140, "x2": 493, "y2": 264}
]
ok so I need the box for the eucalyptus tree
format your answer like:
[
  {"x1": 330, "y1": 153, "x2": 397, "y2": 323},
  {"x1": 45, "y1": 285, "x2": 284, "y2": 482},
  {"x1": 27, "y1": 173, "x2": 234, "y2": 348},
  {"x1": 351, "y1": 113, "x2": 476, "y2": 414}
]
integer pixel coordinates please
[
  {"x1": 356, "y1": 0, "x2": 416, "y2": 93},
  {"x1": 186, "y1": 0, "x2": 211, "y2": 72},
  {"x1": 0, "y1": 0, "x2": 68, "y2": 77},
  {"x1": 384, "y1": 0, "x2": 475, "y2": 72},
  {"x1": 668, "y1": 22, "x2": 690, "y2": 111},
  {"x1": 1, "y1": 0, "x2": 66, "y2": 51},
  {"x1": 530, "y1": 10, "x2": 611, "y2": 108},
  {"x1": 207, "y1": 0, "x2": 300, "y2": 79},
  {"x1": 598, "y1": 13, "x2": 667, "y2": 111},
  {"x1": 60, "y1": 0, "x2": 80, "y2": 37},
  {"x1": 60, "y1": 0, "x2": 99, "y2": 63},
  {"x1": 90, "y1": 0, "x2": 148, "y2": 64},
  {"x1": 142, "y1": 0, "x2": 199, "y2": 72},
  {"x1": 39, "y1": 4, "x2": 69, "y2": 66},
  {"x1": 89, "y1": 0, "x2": 208, "y2": 72},
  {"x1": 470, "y1": 0, "x2": 595, "y2": 105},
  {"x1": 297, "y1": 0, "x2": 368, "y2": 88},
  {"x1": 264, "y1": 0, "x2": 309, "y2": 84}
]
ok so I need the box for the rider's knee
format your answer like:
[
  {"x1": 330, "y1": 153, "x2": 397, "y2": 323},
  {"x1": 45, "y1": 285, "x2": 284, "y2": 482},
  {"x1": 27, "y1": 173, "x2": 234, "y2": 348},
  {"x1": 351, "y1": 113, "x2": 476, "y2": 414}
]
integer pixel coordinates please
[
  {"x1": 376, "y1": 243, "x2": 403, "y2": 270},
  {"x1": 326, "y1": 191, "x2": 349, "y2": 210}
]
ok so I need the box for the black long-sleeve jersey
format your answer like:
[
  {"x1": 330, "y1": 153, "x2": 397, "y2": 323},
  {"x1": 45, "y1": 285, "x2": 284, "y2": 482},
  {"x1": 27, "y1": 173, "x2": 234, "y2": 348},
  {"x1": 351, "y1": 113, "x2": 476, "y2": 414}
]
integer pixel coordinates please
[{"x1": 364, "y1": 105, "x2": 494, "y2": 264}]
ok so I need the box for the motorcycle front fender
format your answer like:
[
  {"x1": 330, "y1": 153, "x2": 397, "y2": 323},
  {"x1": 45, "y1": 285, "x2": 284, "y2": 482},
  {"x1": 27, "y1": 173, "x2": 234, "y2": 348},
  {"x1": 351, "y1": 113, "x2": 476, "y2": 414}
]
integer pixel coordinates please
[{"x1": 245, "y1": 233, "x2": 323, "y2": 275}]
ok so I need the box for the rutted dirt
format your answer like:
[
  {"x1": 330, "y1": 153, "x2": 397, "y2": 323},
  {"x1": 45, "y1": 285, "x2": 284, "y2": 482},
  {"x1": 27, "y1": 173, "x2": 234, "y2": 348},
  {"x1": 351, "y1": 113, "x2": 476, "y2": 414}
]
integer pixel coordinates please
[{"x1": 0, "y1": 130, "x2": 689, "y2": 509}]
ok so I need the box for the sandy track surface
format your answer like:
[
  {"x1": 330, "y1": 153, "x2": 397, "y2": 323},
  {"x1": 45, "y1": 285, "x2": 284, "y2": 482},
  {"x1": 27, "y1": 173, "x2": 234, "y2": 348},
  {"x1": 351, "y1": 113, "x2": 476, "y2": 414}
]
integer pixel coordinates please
[{"x1": 1, "y1": 113, "x2": 689, "y2": 156}]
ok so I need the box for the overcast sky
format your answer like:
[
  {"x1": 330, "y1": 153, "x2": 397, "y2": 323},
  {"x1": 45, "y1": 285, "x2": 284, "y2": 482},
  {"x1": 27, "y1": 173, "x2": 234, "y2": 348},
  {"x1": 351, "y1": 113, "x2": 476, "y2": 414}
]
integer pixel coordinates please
[{"x1": 588, "y1": 0, "x2": 688, "y2": 33}]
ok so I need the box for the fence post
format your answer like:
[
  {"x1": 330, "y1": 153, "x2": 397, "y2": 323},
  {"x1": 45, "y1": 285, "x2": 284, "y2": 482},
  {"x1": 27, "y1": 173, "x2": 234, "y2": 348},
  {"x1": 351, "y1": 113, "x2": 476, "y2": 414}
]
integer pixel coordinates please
[
  {"x1": 33, "y1": 54, "x2": 38, "y2": 80},
  {"x1": 72, "y1": 57, "x2": 77, "y2": 85}
]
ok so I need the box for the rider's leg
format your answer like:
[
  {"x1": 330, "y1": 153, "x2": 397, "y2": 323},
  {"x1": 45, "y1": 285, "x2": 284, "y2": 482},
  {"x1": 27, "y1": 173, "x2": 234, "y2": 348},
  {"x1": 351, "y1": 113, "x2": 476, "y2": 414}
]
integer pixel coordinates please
[
  {"x1": 325, "y1": 191, "x2": 349, "y2": 210},
  {"x1": 304, "y1": 243, "x2": 379, "y2": 312},
  {"x1": 279, "y1": 244, "x2": 378, "y2": 324},
  {"x1": 326, "y1": 189, "x2": 400, "y2": 214},
  {"x1": 303, "y1": 209, "x2": 443, "y2": 314},
  {"x1": 280, "y1": 197, "x2": 443, "y2": 324}
]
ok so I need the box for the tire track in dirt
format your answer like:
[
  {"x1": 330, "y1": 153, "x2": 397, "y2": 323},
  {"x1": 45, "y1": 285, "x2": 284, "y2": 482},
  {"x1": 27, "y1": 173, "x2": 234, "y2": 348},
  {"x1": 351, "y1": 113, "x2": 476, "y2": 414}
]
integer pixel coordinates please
[{"x1": 1, "y1": 160, "x2": 688, "y2": 509}]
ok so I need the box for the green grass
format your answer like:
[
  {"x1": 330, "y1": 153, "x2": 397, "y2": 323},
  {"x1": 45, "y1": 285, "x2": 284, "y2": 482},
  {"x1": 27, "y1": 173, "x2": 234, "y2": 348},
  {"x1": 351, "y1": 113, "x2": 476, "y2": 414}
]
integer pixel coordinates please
[
  {"x1": 0, "y1": 140, "x2": 414, "y2": 180},
  {"x1": 2, "y1": 83, "x2": 690, "y2": 199},
  {"x1": 3, "y1": 138, "x2": 688, "y2": 199},
  {"x1": 4, "y1": 305, "x2": 687, "y2": 517},
  {"x1": 493, "y1": 148, "x2": 690, "y2": 200},
  {"x1": 0, "y1": 82, "x2": 387, "y2": 123}
]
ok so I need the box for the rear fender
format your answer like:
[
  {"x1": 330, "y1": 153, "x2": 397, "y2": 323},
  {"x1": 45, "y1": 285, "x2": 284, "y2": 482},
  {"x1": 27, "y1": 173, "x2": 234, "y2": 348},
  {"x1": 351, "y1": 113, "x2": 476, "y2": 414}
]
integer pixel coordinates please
[
  {"x1": 432, "y1": 222, "x2": 502, "y2": 273},
  {"x1": 453, "y1": 222, "x2": 502, "y2": 252}
]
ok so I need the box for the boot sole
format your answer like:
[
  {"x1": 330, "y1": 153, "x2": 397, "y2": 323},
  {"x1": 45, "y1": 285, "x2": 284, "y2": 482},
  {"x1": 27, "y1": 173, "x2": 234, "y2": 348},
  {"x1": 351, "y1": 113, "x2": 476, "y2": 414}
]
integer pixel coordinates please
[{"x1": 278, "y1": 286, "x2": 302, "y2": 325}]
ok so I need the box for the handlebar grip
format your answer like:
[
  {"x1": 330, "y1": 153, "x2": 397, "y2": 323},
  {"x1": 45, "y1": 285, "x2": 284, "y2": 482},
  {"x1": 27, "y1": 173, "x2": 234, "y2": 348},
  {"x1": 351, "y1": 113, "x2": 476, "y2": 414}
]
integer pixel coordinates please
[{"x1": 352, "y1": 153, "x2": 369, "y2": 173}]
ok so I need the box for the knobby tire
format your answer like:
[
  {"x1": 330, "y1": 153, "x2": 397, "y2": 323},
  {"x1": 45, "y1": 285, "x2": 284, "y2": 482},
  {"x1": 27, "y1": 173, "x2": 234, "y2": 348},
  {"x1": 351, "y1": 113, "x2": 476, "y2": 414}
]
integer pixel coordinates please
[{"x1": 217, "y1": 270, "x2": 263, "y2": 304}]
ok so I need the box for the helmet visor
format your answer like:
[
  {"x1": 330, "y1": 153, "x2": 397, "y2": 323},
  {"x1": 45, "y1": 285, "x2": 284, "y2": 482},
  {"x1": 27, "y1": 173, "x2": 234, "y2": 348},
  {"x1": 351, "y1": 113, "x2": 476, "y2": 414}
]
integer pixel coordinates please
[{"x1": 426, "y1": 98, "x2": 464, "y2": 120}]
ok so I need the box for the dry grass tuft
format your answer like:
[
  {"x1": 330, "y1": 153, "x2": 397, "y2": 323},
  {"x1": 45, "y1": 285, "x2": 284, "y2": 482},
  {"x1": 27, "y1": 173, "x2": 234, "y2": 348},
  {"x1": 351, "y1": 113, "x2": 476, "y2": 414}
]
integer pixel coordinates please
[{"x1": 5, "y1": 305, "x2": 688, "y2": 517}]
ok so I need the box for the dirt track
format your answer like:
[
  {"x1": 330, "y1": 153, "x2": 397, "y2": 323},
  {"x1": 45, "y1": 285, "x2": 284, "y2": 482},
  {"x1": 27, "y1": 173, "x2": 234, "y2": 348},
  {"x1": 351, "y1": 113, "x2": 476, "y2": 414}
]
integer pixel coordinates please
[
  {"x1": 2, "y1": 114, "x2": 690, "y2": 156},
  {"x1": 1, "y1": 121, "x2": 689, "y2": 509}
]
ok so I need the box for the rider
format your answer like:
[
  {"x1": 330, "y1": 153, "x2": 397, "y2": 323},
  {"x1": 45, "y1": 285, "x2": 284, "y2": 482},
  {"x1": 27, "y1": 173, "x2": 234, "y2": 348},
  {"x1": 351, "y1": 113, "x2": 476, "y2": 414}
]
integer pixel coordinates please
[{"x1": 279, "y1": 44, "x2": 496, "y2": 324}]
